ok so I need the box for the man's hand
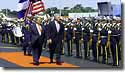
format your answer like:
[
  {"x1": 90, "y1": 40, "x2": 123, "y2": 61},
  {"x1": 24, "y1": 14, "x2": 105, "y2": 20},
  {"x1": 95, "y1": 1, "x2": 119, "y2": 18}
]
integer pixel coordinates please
[
  {"x1": 62, "y1": 40, "x2": 64, "y2": 43},
  {"x1": 73, "y1": 37, "x2": 75, "y2": 39},
  {"x1": 81, "y1": 39, "x2": 83, "y2": 41},
  {"x1": 28, "y1": 42, "x2": 31, "y2": 45},
  {"x1": 47, "y1": 39, "x2": 52, "y2": 44}
]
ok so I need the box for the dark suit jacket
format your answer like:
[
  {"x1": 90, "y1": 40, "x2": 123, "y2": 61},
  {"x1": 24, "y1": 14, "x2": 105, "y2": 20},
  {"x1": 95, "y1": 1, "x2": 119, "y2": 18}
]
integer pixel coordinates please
[
  {"x1": 30, "y1": 23, "x2": 45, "y2": 49},
  {"x1": 47, "y1": 20, "x2": 64, "y2": 50},
  {"x1": 48, "y1": 21, "x2": 64, "y2": 43}
]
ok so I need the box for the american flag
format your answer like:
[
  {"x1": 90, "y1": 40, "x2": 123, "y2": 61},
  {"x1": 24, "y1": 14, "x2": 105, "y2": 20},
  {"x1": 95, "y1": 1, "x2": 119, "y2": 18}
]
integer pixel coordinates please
[
  {"x1": 31, "y1": 0, "x2": 45, "y2": 15},
  {"x1": 24, "y1": 0, "x2": 45, "y2": 18}
]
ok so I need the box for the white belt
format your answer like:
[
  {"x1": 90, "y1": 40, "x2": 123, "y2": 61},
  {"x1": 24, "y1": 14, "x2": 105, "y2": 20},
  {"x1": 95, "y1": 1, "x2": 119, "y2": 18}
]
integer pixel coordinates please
[
  {"x1": 111, "y1": 34, "x2": 121, "y2": 37},
  {"x1": 101, "y1": 36, "x2": 107, "y2": 38}
]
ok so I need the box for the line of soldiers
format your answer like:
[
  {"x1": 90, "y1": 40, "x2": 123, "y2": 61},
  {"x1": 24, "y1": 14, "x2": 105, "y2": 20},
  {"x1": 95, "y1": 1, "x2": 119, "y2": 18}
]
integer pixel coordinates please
[
  {"x1": 64, "y1": 16, "x2": 121, "y2": 66},
  {"x1": 0, "y1": 16, "x2": 122, "y2": 66},
  {"x1": 0, "y1": 19, "x2": 23, "y2": 45}
]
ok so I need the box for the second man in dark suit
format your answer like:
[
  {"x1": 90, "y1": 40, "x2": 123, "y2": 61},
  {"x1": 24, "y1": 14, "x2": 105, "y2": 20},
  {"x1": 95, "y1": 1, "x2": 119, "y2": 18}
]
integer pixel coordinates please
[{"x1": 47, "y1": 15, "x2": 64, "y2": 65}]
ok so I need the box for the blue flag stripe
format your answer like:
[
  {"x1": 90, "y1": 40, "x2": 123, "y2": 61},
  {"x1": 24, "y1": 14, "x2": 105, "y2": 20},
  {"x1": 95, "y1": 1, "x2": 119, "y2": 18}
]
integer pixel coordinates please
[
  {"x1": 19, "y1": 0, "x2": 28, "y2": 3},
  {"x1": 17, "y1": 9, "x2": 27, "y2": 19},
  {"x1": 17, "y1": 0, "x2": 30, "y2": 19}
]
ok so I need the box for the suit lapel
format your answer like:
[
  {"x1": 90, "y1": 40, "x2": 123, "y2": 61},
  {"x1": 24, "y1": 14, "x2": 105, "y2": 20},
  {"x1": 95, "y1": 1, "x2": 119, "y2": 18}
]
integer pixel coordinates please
[
  {"x1": 59, "y1": 23, "x2": 62, "y2": 33},
  {"x1": 53, "y1": 21, "x2": 57, "y2": 33},
  {"x1": 33, "y1": 23, "x2": 39, "y2": 35}
]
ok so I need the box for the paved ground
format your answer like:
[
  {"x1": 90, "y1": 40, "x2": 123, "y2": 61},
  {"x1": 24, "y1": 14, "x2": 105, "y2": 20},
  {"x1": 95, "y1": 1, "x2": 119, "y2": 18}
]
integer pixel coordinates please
[{"x1": 0, "y1": 35, "x2": 123, "y2": 68}]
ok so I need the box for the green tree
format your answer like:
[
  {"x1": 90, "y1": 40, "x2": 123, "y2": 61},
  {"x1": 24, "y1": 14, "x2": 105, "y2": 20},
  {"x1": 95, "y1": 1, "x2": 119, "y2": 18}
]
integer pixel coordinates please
[
  {"x1": 71, "y1": 4, "x2": 83, "y2": 13},
  {"x1": 45, "y1": 8, "x2": 51, "y2": 14},
  {"x1": 64, "y1": 7, "x2": 69, "y2": 10}
]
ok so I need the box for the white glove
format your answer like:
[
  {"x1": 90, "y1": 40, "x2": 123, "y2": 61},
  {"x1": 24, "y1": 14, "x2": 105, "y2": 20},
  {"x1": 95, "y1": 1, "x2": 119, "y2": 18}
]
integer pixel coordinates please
[{"x1": 47, "y1": 39, "x2": 52, "y2": 44}]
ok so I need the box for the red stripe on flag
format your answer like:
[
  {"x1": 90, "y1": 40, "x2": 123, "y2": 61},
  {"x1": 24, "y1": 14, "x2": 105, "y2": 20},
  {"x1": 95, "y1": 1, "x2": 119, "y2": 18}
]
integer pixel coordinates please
[
  {"x1": 33, "y1": 9, "x2": 45, "y2": 15},
  {"x1": 33, "y1": 1, "x2": 44, "y2": 7},
  {"x1": 24, "y1": 0, "x2": 45, "y2": 16},
  {"x1": 32, "y1": 0, "x2": 45, "y2": 15},
  {"x1": 33, "y1": 6, "x2": 44, "y2": 10}
]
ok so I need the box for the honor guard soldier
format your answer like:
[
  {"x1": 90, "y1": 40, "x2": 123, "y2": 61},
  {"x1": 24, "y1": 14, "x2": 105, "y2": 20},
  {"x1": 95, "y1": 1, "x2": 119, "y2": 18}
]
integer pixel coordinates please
[
  {"x1": 65, "y1": 20, "x2": 73, "y2": 56},
  {"x1": 12, "y1": 20, "x2": 18, "y2": 45},
  {"x1": 116, "y1": 18, "x2": 122, "y2": 62},
  {"x1": 73, "y1": 18, "x2": 83, "y2": 58},
  {"x1": 22, "y1": 24, "x2": 32, "y2": 56},
  {"x1": 110, "y1": 17, "x2": 121, "y2": 66},
  {"x1": 82, "y1": 19, "x2": 91, "y2": 60},
  {"x1": 14, "y1": 20, "x2": 23, "y2": 46},
  {"x1": 1, "y1": 20, "x2": 8, "y2": 43},
  {"x1": 100, "y1": 18, "x2": 109, "y2": 64},
  {"x1": 0, "y1": 22, "x2": 5, "y2": 43},
  {"x1": 8, "y1": 21, "x2": 15, "y2": 44},
  {"x1": 85, "y1": 18, "x2": 94, "y2": 60},
  {"x1": 6, "y1": 21, "x2": 13, "y2": 44},
  {"x1": 22, "y1": 16, "x2": 32, "y2": 56},
  {"x1": 91, "y1": 22, "x2": 102, "y2": 62}
]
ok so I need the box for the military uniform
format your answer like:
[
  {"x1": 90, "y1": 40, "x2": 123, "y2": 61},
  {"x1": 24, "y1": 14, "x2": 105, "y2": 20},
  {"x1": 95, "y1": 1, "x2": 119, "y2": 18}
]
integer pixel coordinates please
[
  {"x1": 1, "y1": 24, "x2": 7, "y2": 43},
  {"x1": 73, "y1": 23, "x2": 82, "y2": 58},
  {"x1": 65, "y1": 23, "x2": 73, "y2": 56},
  {"x1": 82, "y1": 26, "x2": 90, "y2": 59},
  {"x1": 22, "y1": 25, "x2": 32, "y2": 56},
  {"x1": 91, "y1": 27, "x2": 100, "y2": 62},
  {"x1": 6, "y1": 24, "x2": 13, "y2": 44},
  {"x1": 100, "y1": 24, "x2": 109, "y2": 64},
  {"x1": 110, "y1": 27, "x2": 121, "y2": 66}
]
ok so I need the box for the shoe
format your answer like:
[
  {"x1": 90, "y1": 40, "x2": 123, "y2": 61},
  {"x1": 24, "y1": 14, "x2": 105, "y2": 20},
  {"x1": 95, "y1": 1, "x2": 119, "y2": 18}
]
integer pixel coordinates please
[
  {"x1": 92, "y1": 59, "x2": 98, "y2": 62},
  {"x1": 49, "y1": 59, "x2": 54, "y2": 64},
  {"x1": 76, "y1": 56, "x2": 82, "y2": 58},
  {"x1": 67, "y1": 54, "x2": 72, "y2": 57},
  {"x1": 112, "y1": 63, "x2": 119, "y2": 66},
  {"x1": 24, "y1": 53, "x2": 27, "y2": 56},
  {"x1": 33, "y1": 62, "x2": 39, "y2": 66},
  {"x1": 61, "y1": 53, "x2": 64, "y2": 55},
  {"x1": 60, "y1": 61, "x2": 64, "y2": 63},
  {"x1": 56, "y1": 62, "x2": 62, "y2": 65},
  {"x1": 102, "y1": 61, "x2": 106, "y2": 64},
  {"x1": 84, "y1": 57, "x2": 89, "y2": 60},
  {"x1": 50, "y1": 61, "x2": 54, "y2": 64},
  {"x1": 27, "y1": 54, "x2": 32, "y2": 56}
]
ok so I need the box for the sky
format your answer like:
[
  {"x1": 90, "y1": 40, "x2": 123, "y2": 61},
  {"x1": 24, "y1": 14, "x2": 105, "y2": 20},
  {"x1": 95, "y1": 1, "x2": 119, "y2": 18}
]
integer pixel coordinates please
[{"x1": 0, "y1": 0, "x2": 121, "y2": 11}]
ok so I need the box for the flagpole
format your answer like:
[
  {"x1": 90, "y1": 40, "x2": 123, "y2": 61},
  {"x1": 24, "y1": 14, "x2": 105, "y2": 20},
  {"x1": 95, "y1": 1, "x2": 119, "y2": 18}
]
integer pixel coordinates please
[
  {"x1": 6, "y1": 9, "x2": 8, "y2": 16},
  {"x1": 24, "y1": 1, "x2": 31, "y2": 20},
  {"x1": 60, "y1": 9, "x2": 61, "y2": 16},
  {"x1": 59, "y1": 1, "x2": 61, "y2": 16}
]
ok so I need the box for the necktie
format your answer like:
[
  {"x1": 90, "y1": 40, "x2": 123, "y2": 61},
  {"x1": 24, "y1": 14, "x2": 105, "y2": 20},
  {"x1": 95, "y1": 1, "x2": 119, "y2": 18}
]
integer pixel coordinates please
[
  {"x1": 37, "y1": 24, "x2": 42, "y2": 35},
  {"x1": 55, "y1": 21, "x2": 60, "y2": 32}
]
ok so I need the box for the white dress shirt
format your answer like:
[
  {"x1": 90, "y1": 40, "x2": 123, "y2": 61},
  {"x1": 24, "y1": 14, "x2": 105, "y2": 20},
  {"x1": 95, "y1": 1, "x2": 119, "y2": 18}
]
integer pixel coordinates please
[
  {"x1": 55, "y1": 21, "x2": 60, "y2": 32},
  {"x1": 36, "y1": 24, "x2": 42, "y2": 35}
]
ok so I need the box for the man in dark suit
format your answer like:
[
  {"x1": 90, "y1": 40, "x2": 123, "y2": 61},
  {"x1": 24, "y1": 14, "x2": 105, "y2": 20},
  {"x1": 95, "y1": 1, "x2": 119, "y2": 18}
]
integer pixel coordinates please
[
  {"x1": 30, "y1": 17, "x2": 45, "y2": 65},
  {"x1": 47, "y1": 15, "x2": 64, "y2": 65}
]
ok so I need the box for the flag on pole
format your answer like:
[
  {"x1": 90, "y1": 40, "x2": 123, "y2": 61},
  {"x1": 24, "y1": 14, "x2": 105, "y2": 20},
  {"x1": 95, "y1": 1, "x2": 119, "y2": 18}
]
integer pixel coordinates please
[
  {"x1": 17, "y1": 0, "x2": 45, "y2": 19},
  {"x1": 17, "y1": 0, "x2": 29, "y2": 19},
  {"x1": 31, "y1": 0, "x2": 45, "y2": 15}
]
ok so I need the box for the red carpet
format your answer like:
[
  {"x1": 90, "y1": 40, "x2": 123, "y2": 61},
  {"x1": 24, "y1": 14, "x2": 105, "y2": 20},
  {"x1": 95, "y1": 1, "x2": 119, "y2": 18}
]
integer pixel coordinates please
[{"x1": 0, "y1": 52, "x2": 78, "y2": 67}]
